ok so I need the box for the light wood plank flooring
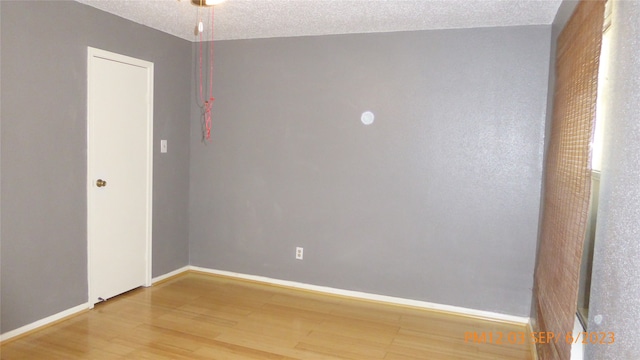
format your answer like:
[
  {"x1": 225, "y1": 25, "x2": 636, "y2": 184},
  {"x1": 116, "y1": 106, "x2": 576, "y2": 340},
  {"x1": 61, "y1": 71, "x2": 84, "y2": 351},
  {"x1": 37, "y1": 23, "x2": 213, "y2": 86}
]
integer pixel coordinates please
[{"x1": 1, "y1": 272, "x2": 534, "y2": 359}]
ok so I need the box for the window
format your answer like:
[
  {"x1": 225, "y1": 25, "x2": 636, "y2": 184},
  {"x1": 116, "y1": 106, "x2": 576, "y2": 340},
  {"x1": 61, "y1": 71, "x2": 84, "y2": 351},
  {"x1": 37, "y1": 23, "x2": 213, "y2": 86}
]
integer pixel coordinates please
[{"x1": 577, "y1": 1, "x2": 612, "y2": 329}]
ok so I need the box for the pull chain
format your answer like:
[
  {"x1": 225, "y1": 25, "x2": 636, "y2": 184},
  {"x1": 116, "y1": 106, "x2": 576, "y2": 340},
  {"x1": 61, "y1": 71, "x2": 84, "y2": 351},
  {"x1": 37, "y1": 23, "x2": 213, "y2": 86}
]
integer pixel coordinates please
[{"x1": 198, "y1": 6, "x2": 215, "y2": 141}]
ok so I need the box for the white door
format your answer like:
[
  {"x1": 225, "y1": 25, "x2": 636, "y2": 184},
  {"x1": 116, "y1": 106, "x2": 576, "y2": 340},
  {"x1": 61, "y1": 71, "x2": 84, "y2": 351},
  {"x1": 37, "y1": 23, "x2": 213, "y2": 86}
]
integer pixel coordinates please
[{"x1": 87, "y1": 47, "x2": 153, "y2": 306}]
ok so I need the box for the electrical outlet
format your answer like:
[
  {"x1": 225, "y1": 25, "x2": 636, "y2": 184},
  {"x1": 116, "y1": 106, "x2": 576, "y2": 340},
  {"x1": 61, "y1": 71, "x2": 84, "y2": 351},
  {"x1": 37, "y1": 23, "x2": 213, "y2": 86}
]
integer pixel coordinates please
[{"x1": 296, "y1": 247, "x2": 303, "y2": 260}]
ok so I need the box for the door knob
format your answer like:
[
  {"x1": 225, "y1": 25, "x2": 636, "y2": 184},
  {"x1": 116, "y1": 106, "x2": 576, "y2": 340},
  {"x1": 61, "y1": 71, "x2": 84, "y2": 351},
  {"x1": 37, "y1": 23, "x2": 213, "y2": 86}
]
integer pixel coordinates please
[{"x1": 96, "y1": 179, "x2": 107, "y2": 187}]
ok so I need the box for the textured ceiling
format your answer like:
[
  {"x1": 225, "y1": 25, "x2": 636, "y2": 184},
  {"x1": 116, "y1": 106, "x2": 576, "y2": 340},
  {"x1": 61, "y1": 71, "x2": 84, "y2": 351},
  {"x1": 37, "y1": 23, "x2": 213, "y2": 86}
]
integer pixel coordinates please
[{"x1": 75, "y1": 0, "x2": 563, "y2": 41}]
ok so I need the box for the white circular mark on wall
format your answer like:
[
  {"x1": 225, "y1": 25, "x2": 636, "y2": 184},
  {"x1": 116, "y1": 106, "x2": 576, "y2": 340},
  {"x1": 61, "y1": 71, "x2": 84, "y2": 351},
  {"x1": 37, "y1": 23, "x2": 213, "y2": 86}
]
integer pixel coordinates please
[
  {"x1": 594, "y1": 314, "x2": 603, "y2": 325},
  {"x1": 361, "y1": 111, "x2": 375, "y2": 125}
]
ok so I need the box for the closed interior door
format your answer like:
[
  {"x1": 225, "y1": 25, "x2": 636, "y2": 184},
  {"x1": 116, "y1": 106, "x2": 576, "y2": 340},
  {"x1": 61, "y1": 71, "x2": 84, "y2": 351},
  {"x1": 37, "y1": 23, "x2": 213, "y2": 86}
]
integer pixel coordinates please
[{"x1": 87, "y1": 48, "x2": 153, "y2": 306}]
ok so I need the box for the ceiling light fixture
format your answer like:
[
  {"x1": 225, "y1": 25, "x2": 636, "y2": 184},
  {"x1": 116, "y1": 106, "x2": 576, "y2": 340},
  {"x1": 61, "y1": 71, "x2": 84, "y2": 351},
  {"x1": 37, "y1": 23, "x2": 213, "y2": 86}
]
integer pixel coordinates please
[{"x1": 191, "y1": 0, "x2": 225, "y2": 6}]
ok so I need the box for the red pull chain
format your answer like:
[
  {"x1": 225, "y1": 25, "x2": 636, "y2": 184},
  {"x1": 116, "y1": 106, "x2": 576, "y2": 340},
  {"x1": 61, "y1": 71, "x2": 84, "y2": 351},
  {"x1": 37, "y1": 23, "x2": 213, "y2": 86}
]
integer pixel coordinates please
[
  {"x1": 205, "y1": 6, "x2": 215, "y2": 140},
  {"x1": 198, "y1": 6, "x2": 215, "y2": 141}
]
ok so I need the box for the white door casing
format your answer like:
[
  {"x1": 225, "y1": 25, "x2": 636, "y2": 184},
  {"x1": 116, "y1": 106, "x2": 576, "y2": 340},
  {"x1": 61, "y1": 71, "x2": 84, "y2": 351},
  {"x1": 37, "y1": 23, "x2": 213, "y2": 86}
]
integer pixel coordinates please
[{"x1": 87, "y1": 47, "x2": 153, "y2": 307}]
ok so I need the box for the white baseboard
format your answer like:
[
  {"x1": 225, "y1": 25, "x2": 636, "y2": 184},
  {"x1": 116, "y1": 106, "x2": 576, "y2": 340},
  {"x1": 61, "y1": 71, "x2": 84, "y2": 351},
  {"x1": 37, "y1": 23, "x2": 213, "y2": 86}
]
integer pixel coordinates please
[
  {"x1": 0, "y1": 266, "x2": 529, "y2": 343},
  {"x1": 189, "y1": 266, "x2": 530, "y2": 325},
  {"x1": 0, "y1": 265, "x2": 189, "y2": 343},
  {"x1": 152, "y1": 265, "x2": 190, "y2": 284},
  {"x1": 571, "y1": 314, "x2": 585, "y2": 360},
  {"x1": 0, "y1": 303, "x2": 89, "y2": 342},
  {"x1": 528, "y1": 322, "x2": 539, "y2": 360}
]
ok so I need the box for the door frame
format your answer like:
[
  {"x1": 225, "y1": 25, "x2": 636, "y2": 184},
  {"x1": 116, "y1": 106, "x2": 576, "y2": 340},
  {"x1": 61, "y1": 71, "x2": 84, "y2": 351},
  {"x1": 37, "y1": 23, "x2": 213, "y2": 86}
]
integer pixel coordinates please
[{"x1": 86, "y1": 47, "x2": 154, "y2": 307}]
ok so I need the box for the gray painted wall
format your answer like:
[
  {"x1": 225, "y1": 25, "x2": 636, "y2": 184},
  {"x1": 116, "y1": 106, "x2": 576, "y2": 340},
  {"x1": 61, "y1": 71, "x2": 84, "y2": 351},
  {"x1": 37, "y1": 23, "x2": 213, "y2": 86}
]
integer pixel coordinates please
[
  {"x1": 189, "y1": 26, "x2": 551, "y2": 317},
  {"x1": 0, "y1": 1, "x2": 3, "y2": 335},
  {"x1": 0, "y1": 1, "x2": 191, "y2": 333},
  {"x1": 586, "y1": 1, "x2": 640, "y2": 358}
]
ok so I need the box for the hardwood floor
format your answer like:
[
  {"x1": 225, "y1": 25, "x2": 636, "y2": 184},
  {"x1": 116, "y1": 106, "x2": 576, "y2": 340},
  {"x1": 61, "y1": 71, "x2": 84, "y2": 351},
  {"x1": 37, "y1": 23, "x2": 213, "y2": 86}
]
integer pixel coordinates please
[{"x1": 1, "y1": 272, "x2": 534, "y2": 359}]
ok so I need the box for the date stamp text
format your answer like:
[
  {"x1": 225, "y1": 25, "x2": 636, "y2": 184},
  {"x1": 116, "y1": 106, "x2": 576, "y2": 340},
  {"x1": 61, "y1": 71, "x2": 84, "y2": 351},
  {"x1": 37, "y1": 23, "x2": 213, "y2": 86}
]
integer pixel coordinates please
[{"x1": 464, "y1": 331, "x2": 615, "y2": 345}]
